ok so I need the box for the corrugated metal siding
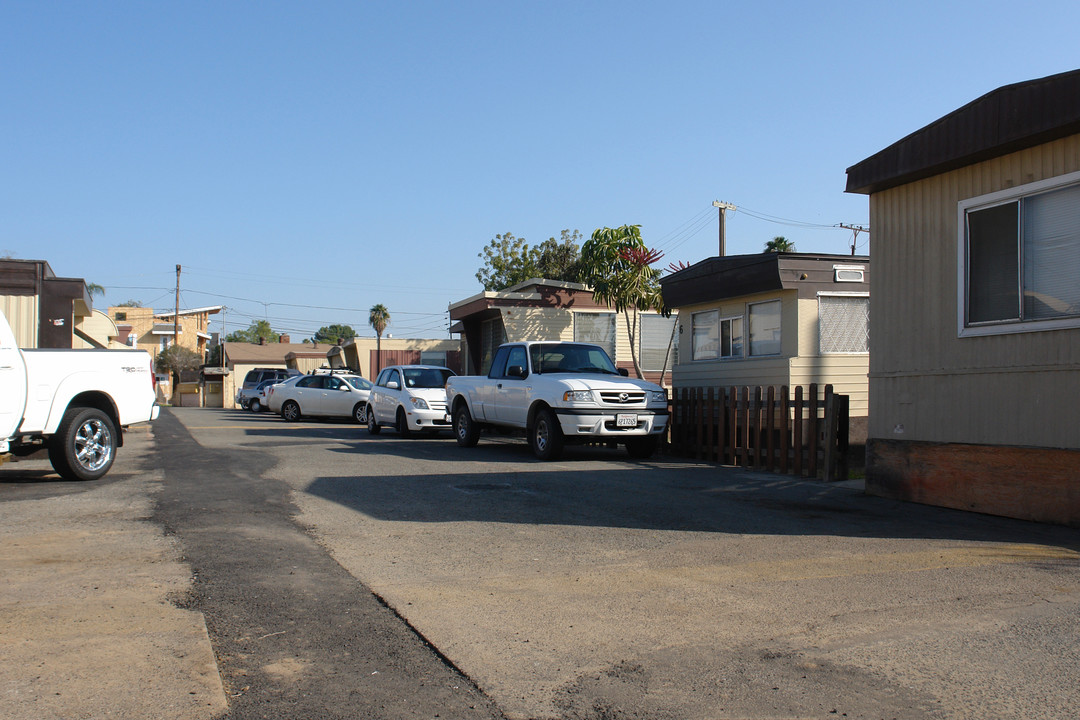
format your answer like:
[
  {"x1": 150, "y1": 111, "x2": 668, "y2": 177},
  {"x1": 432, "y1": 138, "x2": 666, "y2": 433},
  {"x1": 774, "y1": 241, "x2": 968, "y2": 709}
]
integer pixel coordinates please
[
  {"x1": 1, "y1": 295, "x2": 38, "y2": 347},
  {"x1": 869, "y1": 134, "x2": 1080, "y2": 447}
]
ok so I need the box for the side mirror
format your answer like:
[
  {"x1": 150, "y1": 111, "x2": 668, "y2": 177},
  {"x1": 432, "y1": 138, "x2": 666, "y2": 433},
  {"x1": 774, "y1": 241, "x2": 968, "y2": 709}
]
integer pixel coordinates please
[
  {"x1": 507, "y1": 365, "x2": 525, "y2": 378},
  {"x1": 387, "y1": 380, "x2": 400, "y2": 390},
  {"x1": 617, "y1": 367, "x2": 629, "y2": 377}
]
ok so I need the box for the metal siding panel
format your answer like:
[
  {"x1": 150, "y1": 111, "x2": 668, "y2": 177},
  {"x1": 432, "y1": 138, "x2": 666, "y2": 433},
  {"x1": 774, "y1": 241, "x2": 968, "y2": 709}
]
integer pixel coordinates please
[{"x1": 869, "y1": 135, "x2": 1080, "y2": 448}]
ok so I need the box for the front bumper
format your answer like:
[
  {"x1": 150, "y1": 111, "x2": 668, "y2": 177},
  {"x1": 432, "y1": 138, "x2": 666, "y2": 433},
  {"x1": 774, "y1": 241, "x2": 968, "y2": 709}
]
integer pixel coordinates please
[
  {"x1": 404, "y1": 407, "x2": 454, "y2": 429},
  {"x1": 554, "y1": 407, "x2": 669, "y2": 436}
]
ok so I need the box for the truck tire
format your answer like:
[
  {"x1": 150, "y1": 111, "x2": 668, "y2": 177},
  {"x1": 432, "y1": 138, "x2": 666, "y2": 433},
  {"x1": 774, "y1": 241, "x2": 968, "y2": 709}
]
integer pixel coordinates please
[
  {"x1": 625, "y1": 435, "x2": 659, "y2": 459},
  {"x1": 453, "y1": 403, "x2": 480, "y2": 448},
  {"x1": 529, "y1": 407, "x2": 564, "y2": 461},
  {"x1": 48, "y1": 407, "x2": 117, "y2": 481}
]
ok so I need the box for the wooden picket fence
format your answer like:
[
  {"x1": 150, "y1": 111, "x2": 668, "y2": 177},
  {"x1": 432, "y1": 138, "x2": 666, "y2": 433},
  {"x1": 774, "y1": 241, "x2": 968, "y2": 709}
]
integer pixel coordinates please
[{"x1": 666, "y1": 384, "x2": 850, "y2": 481}]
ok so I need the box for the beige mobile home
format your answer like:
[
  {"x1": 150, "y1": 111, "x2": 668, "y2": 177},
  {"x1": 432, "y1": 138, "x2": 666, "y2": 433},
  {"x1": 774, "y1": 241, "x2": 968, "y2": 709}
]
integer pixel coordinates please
[
  {"x1": 846, "y1": 69, "x2": 1080, "y2": 526},
  {"x1": 660, "y1": 252, "x2": 871, "y2": 440}
]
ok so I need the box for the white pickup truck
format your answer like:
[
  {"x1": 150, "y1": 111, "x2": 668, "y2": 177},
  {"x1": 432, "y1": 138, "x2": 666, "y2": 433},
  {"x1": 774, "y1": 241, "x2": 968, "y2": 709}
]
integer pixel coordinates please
[
  {"x1": 445, "y1": 341, "x2": 669, "y2": 460},
  {"x1": 0, "y1": 310, "x2": 159, "y2": 481}
]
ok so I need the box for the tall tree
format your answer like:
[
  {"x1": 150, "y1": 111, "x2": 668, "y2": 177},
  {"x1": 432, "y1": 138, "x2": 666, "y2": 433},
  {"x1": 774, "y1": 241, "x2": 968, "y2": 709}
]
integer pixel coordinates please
[
  {"x1": 579, "y1": 225, "x2": 667, "y2": 379},
  {"x1": 369, "y1": 304, "x2": 390, "y2": 375},
  {"x1": 225, "y1": 320, "x2": 279, "y2": 344},
  {"x1": 534, "y1": 229, "x2": 583, "y2": 283},
  {"x1": 764, "y1": 236, "x2": 795, "y2": 253},
  {"x1": 87, "y1": 283, "x2": 106, "y2": 298},
  {"x1": 475, "y1": 232, "x2": 537, "y2": 291},
  {"x1": 314, "y1": 324, "x2": 357, "y2": 344},
  {"x1": 475, "y1": 229, "x2": 583, "y2": 291}
]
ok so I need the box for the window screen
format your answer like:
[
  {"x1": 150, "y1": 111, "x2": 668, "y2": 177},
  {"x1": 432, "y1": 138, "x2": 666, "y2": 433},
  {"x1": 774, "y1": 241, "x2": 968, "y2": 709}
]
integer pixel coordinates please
[
  {"x1": 819, "y1": 296, "x2": 869, "y2": 354},
  {"x1": 639, "y1": 314, "x2": 678, "y2": 371}
]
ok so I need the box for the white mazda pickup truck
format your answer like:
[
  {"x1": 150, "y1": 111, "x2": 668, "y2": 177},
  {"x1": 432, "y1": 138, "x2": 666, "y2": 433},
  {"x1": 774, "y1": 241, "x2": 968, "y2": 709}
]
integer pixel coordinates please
[
  {"x1": 0, "y1": 310, "x2": 159, "y2": 481},
  {"x1": 444, "y1": 341, "x2": 669, "y2": 460}
]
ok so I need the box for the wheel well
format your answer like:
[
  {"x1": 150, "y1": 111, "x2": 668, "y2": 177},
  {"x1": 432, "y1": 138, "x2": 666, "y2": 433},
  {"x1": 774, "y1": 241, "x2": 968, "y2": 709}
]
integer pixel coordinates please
[
  {"x1": 66, "y1": 392, "x2": 123, "y2": 447},
  {"x1": 527, "y1": 401, "x2": 552, "y2": 427}
]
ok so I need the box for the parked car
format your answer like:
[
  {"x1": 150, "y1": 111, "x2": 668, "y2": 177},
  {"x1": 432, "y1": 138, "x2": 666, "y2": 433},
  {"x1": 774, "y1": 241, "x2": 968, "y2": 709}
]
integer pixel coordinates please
[
  {"x1": 236, "y1": 367, "x2": 300, "y2": 409},
  {"x1": 271, "y1": 372, "x2": 373, "y2": 423},
  {"x1": 367, "y1": 365, "x2": 456, "y2": 436},
  {"x1": 445, "y1": 341, "x2": 668, "y2": 460},
  {"x1": 265, "y1": 375, "x2": 305, "y2": 415},
  {"x1": 247, "y1": 379, "x2": 281, "y2": 413}
]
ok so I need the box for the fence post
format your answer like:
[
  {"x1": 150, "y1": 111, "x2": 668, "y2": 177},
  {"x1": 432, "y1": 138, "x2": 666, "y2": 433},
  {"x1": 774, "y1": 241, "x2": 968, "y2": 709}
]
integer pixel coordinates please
[
  {"x1": 823, "y1": 385, "x2": 837, "y2": 481},
  {"x1": 765, "y1": 386, "x2": 776, "y2": 472},
  {"x1": 728, "y1": 386, "x2": 737, "y2": 465},
  {"x1": 793, "y1": 386, "x2": 804, "y2": 476},
  {"x1": 837, "y1": 394, "x2": 849, "y2": 481},
  {"x1": 808, "y1": 383, "x2": 819, "y2": 478},
  {"x1": 738, "y1": 387, "x2": 749, "y2": 467},
  {"x1": 779, "y1": 386, "x2": 790, "y2": 474},
  {"x1": 706, "y1": 387, "x2": 715, "y2": 463}
]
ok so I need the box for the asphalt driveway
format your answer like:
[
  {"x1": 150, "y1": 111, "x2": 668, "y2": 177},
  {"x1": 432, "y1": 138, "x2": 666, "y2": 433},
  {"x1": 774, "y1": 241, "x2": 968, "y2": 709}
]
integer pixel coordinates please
[{"x1": 177, "y1": 408, "x2": 1080, "y2": 720}]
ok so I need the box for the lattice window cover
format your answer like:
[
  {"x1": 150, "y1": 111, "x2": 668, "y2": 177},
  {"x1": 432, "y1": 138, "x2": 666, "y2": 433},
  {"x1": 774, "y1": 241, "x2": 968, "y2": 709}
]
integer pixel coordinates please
[{"x1": 819, "y1": 296, "x2": 869, "y2": 354}]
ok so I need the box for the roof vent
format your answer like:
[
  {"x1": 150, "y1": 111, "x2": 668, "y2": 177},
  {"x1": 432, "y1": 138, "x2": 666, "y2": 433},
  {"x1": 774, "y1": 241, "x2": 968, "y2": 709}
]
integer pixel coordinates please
[{"x1": 833, "y1": 265, "x2": 865, "y2": 283}]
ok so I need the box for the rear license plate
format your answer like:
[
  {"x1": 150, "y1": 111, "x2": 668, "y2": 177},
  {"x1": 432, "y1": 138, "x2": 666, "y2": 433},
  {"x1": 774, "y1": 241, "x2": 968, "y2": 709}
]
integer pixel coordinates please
[{"x1": 616, "y1": 413, "x2": 638, "y2": 427}]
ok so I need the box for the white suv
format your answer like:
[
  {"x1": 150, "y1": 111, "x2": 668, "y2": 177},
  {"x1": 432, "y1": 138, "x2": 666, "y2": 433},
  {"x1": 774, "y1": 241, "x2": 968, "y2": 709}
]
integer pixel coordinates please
[{"x1": 367, "y1": 365, "x2": 455, "y2": 436}]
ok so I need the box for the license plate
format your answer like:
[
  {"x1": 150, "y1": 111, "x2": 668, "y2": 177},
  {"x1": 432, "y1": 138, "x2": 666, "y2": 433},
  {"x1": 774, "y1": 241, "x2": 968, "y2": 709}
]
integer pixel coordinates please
[{"x1": 616, "y1": 413, "x2": 638, "y2": 427}]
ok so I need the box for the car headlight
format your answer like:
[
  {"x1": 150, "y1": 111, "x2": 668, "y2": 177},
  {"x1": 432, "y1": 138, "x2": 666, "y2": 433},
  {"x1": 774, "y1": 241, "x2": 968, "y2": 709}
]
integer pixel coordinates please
[
  {"x1": 649, "y1": 391, "x2": 667, "y2": 403},
  {"x1": 563, "y1": 390, "x2": 594, "y2": 402},
  {"x1": 410, "y1": 397, "x2": 430, "y2": 410}
]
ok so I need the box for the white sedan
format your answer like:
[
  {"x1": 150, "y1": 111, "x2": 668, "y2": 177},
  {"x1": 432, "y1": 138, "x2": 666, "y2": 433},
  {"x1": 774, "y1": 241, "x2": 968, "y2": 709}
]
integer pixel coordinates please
[
  {"x1": 367, "y1": 365, "x2": 455, "y2": 436},
  {"x1": 270, "y1": 372, "x2": 373, "y2": 423}
]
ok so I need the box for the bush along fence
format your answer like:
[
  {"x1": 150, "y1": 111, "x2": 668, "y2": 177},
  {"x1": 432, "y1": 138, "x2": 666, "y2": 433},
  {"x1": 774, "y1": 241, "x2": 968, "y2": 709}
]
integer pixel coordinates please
[{"x1": 666, "y1": 384, "x2": 850, "y2": 481}]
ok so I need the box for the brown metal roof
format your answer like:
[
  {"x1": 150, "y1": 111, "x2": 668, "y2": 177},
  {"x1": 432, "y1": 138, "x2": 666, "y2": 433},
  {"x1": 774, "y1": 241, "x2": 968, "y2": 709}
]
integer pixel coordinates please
[
  {"x1": 846, "y1": 69, "x2": 1080, "y2": 195},
  {"x1": 660, "y1": 252, "x2": 869, "y2": 308}
]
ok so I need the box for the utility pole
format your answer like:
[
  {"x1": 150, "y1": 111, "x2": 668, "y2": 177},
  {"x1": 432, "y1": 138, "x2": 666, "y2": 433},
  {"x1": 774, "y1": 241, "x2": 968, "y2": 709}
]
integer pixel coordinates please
[
  {"x1": 174, "y1": 264, "x2": 181, "y2": 349},
  {"x1": 838, "y1": 224, "x2": 870, "y2": 256},
  {"x1": 713, "y1": 200, "x2": 737, "y2": 256}
]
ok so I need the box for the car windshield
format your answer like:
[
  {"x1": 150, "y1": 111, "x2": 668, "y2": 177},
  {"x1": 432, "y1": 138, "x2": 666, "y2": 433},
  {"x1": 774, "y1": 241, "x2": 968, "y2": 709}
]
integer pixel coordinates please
[
  {"x1": 402, "y1": 367, "x2": 455, "y2": 388},
  {"x1": 342, "y1": 376, "x2": 372, "y2": 390},
  {"x1": 530, "y1": 343, "x2": 619, "y2": 375}
]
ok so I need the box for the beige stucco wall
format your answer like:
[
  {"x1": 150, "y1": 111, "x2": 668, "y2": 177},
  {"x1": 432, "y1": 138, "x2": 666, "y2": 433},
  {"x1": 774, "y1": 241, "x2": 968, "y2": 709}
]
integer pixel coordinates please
[
  {"x1": 867, "y1": 134, "x2": 1080, "y2": 448},
  {"x1": 73, "y1": 309, "x2": 124, "y2": 349}
]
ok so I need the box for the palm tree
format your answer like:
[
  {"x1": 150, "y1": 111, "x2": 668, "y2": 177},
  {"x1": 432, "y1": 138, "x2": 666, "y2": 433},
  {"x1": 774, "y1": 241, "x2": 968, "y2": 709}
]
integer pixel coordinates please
[
  {"x1": 764, "y1": 236, "x2": 795, "y2": 253},
  {"x1": 369, "y1": 304, "x2": 390, "y2": 375}
]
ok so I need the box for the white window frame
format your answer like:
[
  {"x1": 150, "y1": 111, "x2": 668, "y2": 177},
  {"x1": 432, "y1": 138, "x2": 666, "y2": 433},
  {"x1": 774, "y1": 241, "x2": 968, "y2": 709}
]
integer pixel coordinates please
[
  {"x1": 691, "y1": 310, "x2": 744, "y2": 361},
  {"x1": 957, "y1": 169, "x2": 1080, "y2": 337},
  {"x1": 818, "y1": 292, "x2": 869, "y2": 355},
  {"x1": 748, "y1": 299, "x2": 782, "y2": 357}
]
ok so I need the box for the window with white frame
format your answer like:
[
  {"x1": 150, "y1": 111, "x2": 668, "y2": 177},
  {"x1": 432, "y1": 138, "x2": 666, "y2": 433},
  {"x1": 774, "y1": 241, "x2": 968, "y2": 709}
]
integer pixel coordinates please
[
  {"x1": 960, "y1": 171, "x2": 1080, "y2": 335},
  {"x1": 639, "y1": 314, "x2": 678, "y2": 371},
  {"x1": 691, "y1": 310, "x2": 743, "y2": 360},
  {"x1": 748, "y1": 300, "x2": 781, "y2": 356},
  {"x1": 819, "y1": 294, "x2": 869, "y2": 354},
  {"x1": 574, "y1": 312, "x2": 617, "y2": 361}
]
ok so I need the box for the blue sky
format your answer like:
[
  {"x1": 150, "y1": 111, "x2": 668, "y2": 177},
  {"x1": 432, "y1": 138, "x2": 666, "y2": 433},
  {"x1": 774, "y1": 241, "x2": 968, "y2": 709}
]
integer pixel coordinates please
[{"x1": 3, "y1": 2, "x2": 1078, "y2": 339}]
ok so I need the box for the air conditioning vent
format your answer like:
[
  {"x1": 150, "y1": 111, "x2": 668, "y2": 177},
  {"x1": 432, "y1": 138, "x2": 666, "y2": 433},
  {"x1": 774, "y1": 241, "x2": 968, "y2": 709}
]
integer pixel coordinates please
[{"x1": 833, "y1": 265, "x2": 865, "y2": 283}]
